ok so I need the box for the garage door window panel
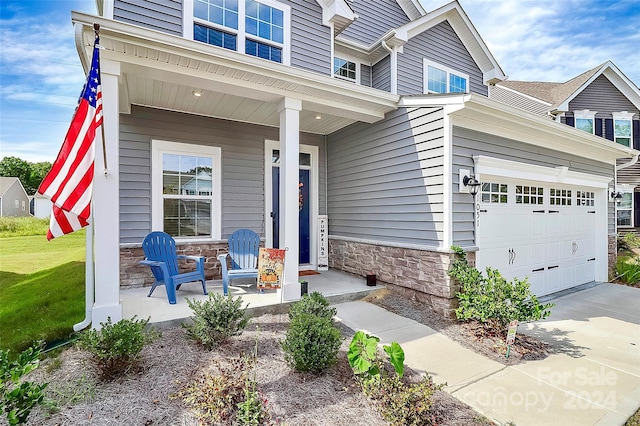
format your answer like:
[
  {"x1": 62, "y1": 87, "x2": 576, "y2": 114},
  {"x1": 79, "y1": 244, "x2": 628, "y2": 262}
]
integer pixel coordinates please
[
  {"x1": 550, "y1": 188, "x2": 572, "y2": 206},
  {"x1": 516, "y1": 185, "x2": 543, "y2": 205},
  {"x1": 481, "y1": 182, "x2": 508, "y2": 203}
]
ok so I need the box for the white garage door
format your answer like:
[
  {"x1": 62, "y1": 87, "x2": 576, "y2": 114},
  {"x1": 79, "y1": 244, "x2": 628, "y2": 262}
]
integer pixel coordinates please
[{"x1": 476, "y1": 178, "x2": 598, "y2": 297}]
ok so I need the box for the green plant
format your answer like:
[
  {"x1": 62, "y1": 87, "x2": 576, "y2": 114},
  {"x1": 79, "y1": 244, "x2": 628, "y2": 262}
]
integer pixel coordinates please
[
  {"x1": 362, "y1": 374, "x2": 442, "y2": 426},
  {"x1": 184, "y1": 293, "x2": 250, "y2": 349},
  {"x1": 77, "y1": 316, "x2": 158, "y2": 379},
  {"x1": 281, "y1": 313, "x2": 342, "y2": 373},
  {"x1": 236, "y1": 380, "x2": 269, "y2": 426},
  {"x1": 616, "y1": 256, "x2": 640, "y2": 285},
  {"x1": 449, "y1": 246, "x2": 554, "y2": 332},
  {"x1": 347, "y1": 331, "x2": 404, "y2": 382},
  {"x1": 1, "y1": 344, "x2": 48, "y2": 425},
  {"x1": 287, "y1": 291, "x2": 336, "y2": 321},
  {"x1": 618, "y1": 233, "x2": 640, "y2": 251}
]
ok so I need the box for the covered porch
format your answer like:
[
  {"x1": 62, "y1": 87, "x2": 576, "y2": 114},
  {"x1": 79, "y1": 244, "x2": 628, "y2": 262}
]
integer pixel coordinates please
[{"x1": 120, "y1": 269, "x2": 379, "y2": 327}]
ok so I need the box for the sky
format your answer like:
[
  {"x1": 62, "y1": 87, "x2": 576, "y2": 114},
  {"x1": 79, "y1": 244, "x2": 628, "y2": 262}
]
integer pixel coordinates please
[{"x1": 0, "y1": 0, "x2": 639, "y2": 163}]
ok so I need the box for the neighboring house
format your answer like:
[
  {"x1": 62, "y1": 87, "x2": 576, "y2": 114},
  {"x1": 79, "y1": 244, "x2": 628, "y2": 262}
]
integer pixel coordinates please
[
  {"x1": 490, "y1": 62, "x2": 640, "y2": 236},
  {"x1": 0, "y1": 177, "x2": 31, "y2": 217},
  {"x1": 76, "y1": 0, "x2": 637, "y2": 325},
  {"x1": 31, "y1": 193, "x2": 53, "y2": 219}
]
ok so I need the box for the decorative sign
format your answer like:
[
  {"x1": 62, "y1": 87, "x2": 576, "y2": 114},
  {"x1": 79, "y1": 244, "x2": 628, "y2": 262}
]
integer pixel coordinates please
[
  {"x1": 317, "y1": 215, "x2": 328, "y2": 271},
  {"x1": 506, "y1": 320, "x2": 518, "y2": 345},
  {"x1": 258, "y1": 247, "x2": 286, "y2": 289}
]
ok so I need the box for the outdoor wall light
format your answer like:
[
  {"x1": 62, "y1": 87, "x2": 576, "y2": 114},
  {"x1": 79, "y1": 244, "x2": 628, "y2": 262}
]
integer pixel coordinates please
[
  {"x1": 459, "y1": 169, "x2": 481, "y2": 196},
  {"x1": 192, "y1": 90, "x2": 203, "y2": 97},
  {"x1": 610, "y1": 191, "x2": 623, "y2": 204}
]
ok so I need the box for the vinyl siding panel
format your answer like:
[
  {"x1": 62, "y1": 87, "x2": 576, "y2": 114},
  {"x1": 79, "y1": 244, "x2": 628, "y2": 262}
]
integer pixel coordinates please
[
  {"x1": 452, "y1": 127, "x2": 617, "y2": 240},
  {"x1": 339, "y1": 0, "x2": 410, "y2": 46},
  {"x1": 617, "y1": 160, "x2": 640, "y2": 186},
  {"x1": 398, "y1": 21, "x2": 487, "y2": 96},
  {"x1": 568, "y1": 75, "x2": 640, "y2": 119},
  {"x1": 489, "y1": 85, "x2": 550, "y2": 116},
  {"x1": 114, "y1": 0, "x2": 182, "y2": 36},
  {"x1": 372, "y1": 56, "x2": 391, "y2": 92},
  {"x1": 361, "y1": 64, "x2": 372, "y2": 87},
  {"x1": 327, "y1": 107, "x2": 445, "y2": 246},
  {"x1": 289, "y1": 0, "x2": 331, "y2": 75},
  {"x1": 119, "y1": 106, "x2": 326, "y2": 244}
]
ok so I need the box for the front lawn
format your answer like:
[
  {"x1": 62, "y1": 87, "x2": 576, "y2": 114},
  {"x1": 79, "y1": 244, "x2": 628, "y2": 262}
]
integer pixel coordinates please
[{"x1": 0, "y1": 225, "x2": 85, "y2": 354}]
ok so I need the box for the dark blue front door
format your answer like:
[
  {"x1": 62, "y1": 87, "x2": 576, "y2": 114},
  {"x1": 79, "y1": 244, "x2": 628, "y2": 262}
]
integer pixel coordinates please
[{"x1": 272, "y1": 168, "x2": 311, "y2": 264}]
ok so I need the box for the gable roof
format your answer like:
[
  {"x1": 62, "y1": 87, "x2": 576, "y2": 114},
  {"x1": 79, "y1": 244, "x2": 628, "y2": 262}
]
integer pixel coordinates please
[
  {"x1": 0, "y1": 177, "x2": 25, "y2": 197},
  {"x1": 497, "y1": 61, "x2": 640, "y2": 112}
]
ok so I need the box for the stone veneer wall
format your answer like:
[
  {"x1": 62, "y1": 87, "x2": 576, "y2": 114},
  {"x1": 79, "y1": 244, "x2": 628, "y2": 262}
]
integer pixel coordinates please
[
  {"x1": 608, "y1": 235, "x2": 617, "y2": 279},
  {"x1": 328, "y1": 237, "x2": 475, "y2": 318},
  {"x1": 120, "y1": 241, "x2": 229, "y2": 289}
]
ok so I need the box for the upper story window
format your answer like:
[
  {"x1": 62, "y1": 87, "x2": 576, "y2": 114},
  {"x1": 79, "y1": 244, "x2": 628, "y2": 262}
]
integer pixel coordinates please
[
  {"x1": 424, "y1": 60, "x2": 469, "y2": 94},
  {"x1": 613, "y1": 112, "x2": 634, "y2": 147},
  {"x1": 573, "y1": 110, "x2": 596, "y2": 134},
  {"x1": 334, "y1": 57, "x2": 357, "y2": 82},
  {"x1": 191, "y1": 0, "x2": 290, "y2": 65}
]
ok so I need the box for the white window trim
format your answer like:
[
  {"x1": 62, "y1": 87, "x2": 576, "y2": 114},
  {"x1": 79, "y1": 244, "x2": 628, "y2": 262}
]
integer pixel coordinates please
[
  {"x1": 613, "y1": 111, "x2": 634, "y2": 147},
  {"x1": 151, "y1": 140, "x2": 222, "y2": 240},
  {"x1": 423, "y1": 59, "x2": 469, "y2": 94},
  {"x1": 333, "y1": 53, "x2": 360, "y2": 84},
  {"x1": 616, "y1": 188, "x2": 634, "y2": 228},
  {"x1": 185, "y1": 0, "x2": 291, "y2": 66},
  {"x1": 573, "y1": 109, "x2": 597, "y2": 135}
]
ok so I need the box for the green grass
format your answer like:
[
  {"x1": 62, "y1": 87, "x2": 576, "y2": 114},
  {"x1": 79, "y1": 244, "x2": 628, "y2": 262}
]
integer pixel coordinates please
[
  {"x1": 0, "y1": 220, "x2": 85, "y2": 354},
  {"x1": 0, "y1": 216, "x2": 50, "y2": 237}
]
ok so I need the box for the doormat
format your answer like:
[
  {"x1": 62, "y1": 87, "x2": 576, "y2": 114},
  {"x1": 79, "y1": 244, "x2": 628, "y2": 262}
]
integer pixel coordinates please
[{"x1": 299, "y1": 270, "x2": 321, "y2": 276}]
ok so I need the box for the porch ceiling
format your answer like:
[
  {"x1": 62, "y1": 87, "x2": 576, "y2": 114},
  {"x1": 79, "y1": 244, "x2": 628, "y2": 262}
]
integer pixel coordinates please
[{"x1": 72, "y1": 12, "x2": 399, "y2": 135}]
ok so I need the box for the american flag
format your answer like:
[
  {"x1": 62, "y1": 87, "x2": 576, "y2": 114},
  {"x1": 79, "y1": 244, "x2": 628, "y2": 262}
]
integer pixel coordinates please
[{"x1": 38, "y1": 37, "x2": 102, "y2": 240}]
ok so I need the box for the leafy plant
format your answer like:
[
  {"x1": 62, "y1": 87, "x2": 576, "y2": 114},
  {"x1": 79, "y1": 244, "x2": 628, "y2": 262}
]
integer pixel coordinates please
[
  {"x1": 184, "y1": 293, "x2": 250, "y2": 350},
  {"x1": 287, "y1": 291, "x2": 336, "y2": 321},
  {"x1": 281, "y1": 314, "x2": 342, "y2": 373},
  {"x1": 616, "y1": 256, "x2": 640, "y2": 285},
  {"x1": 236, "y1": 379, "x2": 269, "y2": 426},
  {"x1": 618, "y1": 233, "x2": 640, "y2": 251},
  {"x1": 1, "y1": 344, "x2": 48, "y2": 425},
  {"x1": 449, "y1": 246, "x2": 554, "y2": 332},
  {"x1": 77, "y1": 316, "x2": 159, "y2": 379},
  {"x1": 347, "y1": 331, "x2": 404, "y2": 382}
]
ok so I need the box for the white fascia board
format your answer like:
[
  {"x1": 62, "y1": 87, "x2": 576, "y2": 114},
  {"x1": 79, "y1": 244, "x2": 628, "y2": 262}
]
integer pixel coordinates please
[
  {"x1": 395, "y1": 0, "x2": 426, "y2": 20},
  {"x1": 316, "y1": 0, "x2": 355, "y2": 29},
  {"x1": 399, "y1": 94, "x2": 639, "y2": 163}
]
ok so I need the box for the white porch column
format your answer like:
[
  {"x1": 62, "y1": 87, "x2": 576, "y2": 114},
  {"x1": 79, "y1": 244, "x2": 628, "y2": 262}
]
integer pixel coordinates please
[
  {"x1": 278, "y1": 97, "x2": 302, "y2": 301},
  {"x1": 92, "y1": 59, "x2": 122, "y2": 327}
]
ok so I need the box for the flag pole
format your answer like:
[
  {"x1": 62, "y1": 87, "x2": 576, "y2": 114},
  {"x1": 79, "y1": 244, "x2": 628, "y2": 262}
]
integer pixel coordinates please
[{"x1": 94, "y1": 23, "x2": 108, "y2": 176}]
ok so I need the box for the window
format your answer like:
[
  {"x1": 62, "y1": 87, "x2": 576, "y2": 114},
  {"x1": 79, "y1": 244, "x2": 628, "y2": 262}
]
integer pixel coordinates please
[
  {"x1": 334, "y1": 57, "x2": 357, "y2": 82},
  {"x1": 516, "y1": 185, "x2": 543, "y2": 205},
  {"x1": 616, "y1": 191, "x2": 633, "y2": 227},
  {"x1": 550, "y1": 188, "x2": 572, "y2": 206},
  {"x1": 576, "y1": 191, "x2": 594, "y2": 207},
  {"x1": 21, "y1": 201, "x2": 25, "y2": 211},
  {"x1": 423, "y1": 60, "x2": 469, "y2": 94},
  {"x1": 191, "y1": 0, "x2": 289, "y2": 64},
  {"x1": 573, "y1": 110, "x2": 596, "y2": 135},
  {"x1": 481, "y1": 182, "x2": 508, "y2": 203},
  {"x1": 613, "y1": 112, "x2": 634, "y2": 147},
  {"x1": 152, "y1": 140, "x2": 221, "y2": 239}
]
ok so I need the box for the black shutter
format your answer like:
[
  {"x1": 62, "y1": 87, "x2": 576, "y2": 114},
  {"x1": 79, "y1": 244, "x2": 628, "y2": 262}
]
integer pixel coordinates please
[
  {"x1": 565, "y1": 116, "x2": 574, "y2": 127},
  {"x1": 633, "y1": 120, "x2": 640, "y2": 150},
  {"x1": 635, "y1": 192, "x2": 640, "y2": 228},
  {"x1": 595, "y1": 118, "x2": 603, "y2": 137},
  {"x1": 604, "y1": 119, "x2": 614, "y2": 141}
]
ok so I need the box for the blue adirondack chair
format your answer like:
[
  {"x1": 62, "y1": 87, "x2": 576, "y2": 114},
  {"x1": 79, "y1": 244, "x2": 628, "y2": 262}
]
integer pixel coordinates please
[
  {"x1": 218, "y1": 228, "x2": 260, "y2": 295},
  {"x1": 140, "y1": 231, "x2": 207, "y2": 304}
]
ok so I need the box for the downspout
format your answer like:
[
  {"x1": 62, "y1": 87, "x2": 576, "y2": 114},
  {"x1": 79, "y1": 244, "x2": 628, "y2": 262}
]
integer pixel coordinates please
[
  {"x1": 381, "y1": 40, "x2": 397, "y2": 95},
  {"x1": 617, "y1": 154, "x2": 639, "y2": 170},
  {"x1": 73, "y1": 217, "x2": 94, "y2": 331}
]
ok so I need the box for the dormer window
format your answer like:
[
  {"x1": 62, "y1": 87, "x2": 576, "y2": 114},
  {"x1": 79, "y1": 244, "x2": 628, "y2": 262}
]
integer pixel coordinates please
[
  {"x1": 423, "y1": 60, "x2": 469, "y2": 94},
  {"x1": 613, "y1": 112, "x2": 634, "y2": 147},
  {"x1": 191, "y1": 0, "x2": 290, "y2": 65},
  {"x1": 334, "y1": 57, "x2": 357, "y2": 83},
  {"x1": 573, "y1": 110, "x2": 596, "y2": 134}
]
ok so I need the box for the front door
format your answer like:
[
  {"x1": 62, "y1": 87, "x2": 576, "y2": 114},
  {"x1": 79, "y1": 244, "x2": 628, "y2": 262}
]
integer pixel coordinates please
[{"x1": 265, "y1": 140, "x2": 318, "y2": 266}]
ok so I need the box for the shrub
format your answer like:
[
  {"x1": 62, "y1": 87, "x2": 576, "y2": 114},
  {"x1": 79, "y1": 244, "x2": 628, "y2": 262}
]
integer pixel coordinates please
[
  {"x1": 77, "y1": 316, "x2": 158, "y2": 379},
  {"x1": 618, "y1": 233, "x2": 640, "y2": 251},
  {"x1": 281, "y1": 314, "x2": 342, "y2": 373},
  {"x1": 1, "y1": 344, "x2": 48, "y2": 425},
  {"x1": 184, "y1": 293, "x2": 250, "y2": 350},
  {"x1": 449, "y1": 246, "x2": 554, "y2": 332},
  {"x1": 616, "y1": 257, "x2": 640, "y2": 285},
  {"x1": 287, "y1": 291, "x2": 336, "y2": 321}
]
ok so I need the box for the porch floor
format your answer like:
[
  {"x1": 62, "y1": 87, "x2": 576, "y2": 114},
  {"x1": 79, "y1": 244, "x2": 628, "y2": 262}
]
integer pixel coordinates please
[{"x1": 121, "y1": 269, "x2": 380, "y2": 328}]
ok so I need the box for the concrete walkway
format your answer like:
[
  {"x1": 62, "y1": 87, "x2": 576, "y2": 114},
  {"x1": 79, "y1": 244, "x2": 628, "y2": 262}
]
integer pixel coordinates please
[{"x1": 334, "y1": 283, "x2": 640, "y2": 426}]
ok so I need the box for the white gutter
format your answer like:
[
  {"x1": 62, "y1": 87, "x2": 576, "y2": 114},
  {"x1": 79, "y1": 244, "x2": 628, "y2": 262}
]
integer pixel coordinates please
[
  {"x1": 73, "y1": 218, "x2": 94, "y2": 331},
  {"x1": 618, "y1": 153, "x2": 639, "y2": 170},
  {"x1": 380, "y1": 40, "x2": 397, "y2": 95}
]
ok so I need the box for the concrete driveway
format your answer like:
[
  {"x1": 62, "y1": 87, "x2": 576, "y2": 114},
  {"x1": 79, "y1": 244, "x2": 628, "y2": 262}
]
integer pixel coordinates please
[{"x1": 335, "y1": 283, "x2": 640, "y2": 426}]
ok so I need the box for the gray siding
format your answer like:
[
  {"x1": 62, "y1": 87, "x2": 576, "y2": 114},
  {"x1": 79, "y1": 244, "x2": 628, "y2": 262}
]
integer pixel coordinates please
[
  {"x1": 114, "y1": 0, "x2": 182, "y2": 36},
  {"x1": 327, "y1": 107, "x2": 445, "y2": 246},
  {"x1": 617, "y1": 159, "x2": 640, "y2": 186},
  {"x1": 339, "y1": 0, "x2": 410, "y2": 46},
  {"x1": 0, "y1": 180, "x2": 30, "y2": 217},
  {"x1": 361, "y1": 64, "x2": 372, "y2": 87},
  {"x1": 289, "y1": 0, "x2": 332, "y2": 75},
  {"x1": 489, "y1": 85, "x2": 550, "y2": 116},
  {"x1": 452, "y1": 127, "x2": 617, "y2": 243},
  {"x1": 568, "y1": 75, "x2": 639, "y2": 119},
  {"x1": 119, "y1": 106, "x2": 326, "y2": 244},
  {"x1": 398, "y1": 21, "x2": 487, "y2": 96},
  {"x1": 372, "y1": 56, "x2": 391, "y2": 92}
]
